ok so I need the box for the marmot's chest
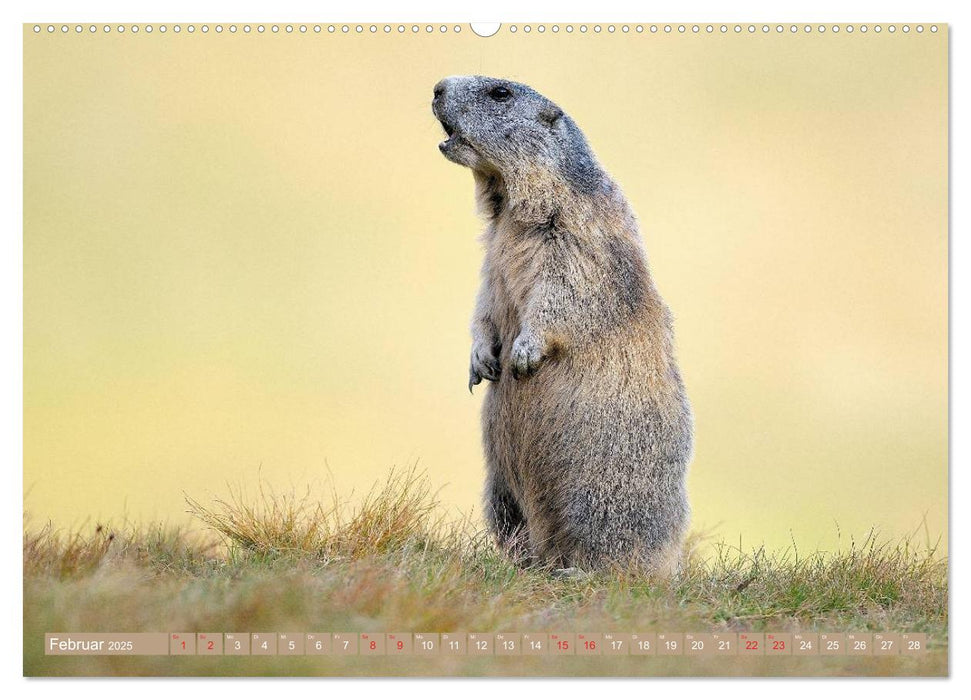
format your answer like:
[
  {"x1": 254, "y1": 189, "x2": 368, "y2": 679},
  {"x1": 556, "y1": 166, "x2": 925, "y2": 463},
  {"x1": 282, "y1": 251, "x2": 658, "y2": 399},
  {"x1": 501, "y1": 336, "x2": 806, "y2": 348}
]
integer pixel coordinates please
[
  {"x1": 487, "y1": 221, "x2": 546, "y2": 292},
  {"x1": 487, "y1": 263, "x2": 522, "y2": 350},
  {"x1": 486, "y1": 230, "x2": 546, "y2": 339}
]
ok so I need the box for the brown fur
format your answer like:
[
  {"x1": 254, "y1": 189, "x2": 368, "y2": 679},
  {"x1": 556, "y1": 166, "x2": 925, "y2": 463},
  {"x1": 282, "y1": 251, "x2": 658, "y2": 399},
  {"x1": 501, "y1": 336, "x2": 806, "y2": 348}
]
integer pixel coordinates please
[{"x1": 433, "y1": 76, "x2": 692, "y2": 573}]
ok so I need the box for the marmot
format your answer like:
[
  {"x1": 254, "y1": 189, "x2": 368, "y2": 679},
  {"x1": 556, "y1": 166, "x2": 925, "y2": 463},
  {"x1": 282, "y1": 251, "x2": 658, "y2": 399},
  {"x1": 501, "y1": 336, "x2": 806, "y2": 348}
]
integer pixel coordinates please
[{"x1": 432, "y1": 75, "x2": 693, "y2": 574}]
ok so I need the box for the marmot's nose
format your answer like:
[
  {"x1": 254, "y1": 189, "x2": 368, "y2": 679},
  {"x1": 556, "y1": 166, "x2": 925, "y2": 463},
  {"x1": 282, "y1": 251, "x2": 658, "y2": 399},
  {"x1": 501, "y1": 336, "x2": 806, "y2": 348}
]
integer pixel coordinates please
[{"x1": 433, "y1": 81, "x2": 447, "y2": 101}]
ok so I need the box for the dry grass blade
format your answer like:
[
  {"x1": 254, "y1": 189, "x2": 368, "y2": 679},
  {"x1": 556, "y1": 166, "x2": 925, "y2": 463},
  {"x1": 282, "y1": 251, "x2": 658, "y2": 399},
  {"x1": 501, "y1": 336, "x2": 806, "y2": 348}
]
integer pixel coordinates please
[
  {"x1": 185, "y1": 466, "x2": 446, "y2": 560},
  {"x1": 23, "y1": 521, "x2": 115, "y2": 579}
]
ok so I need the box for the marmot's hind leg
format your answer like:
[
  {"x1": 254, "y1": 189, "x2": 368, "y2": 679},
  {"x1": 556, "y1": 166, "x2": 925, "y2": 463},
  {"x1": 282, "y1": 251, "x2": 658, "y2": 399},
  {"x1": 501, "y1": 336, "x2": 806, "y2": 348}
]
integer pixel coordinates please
[
  {"x1": 565, "y1": 483, "x2": 688, "y2": 575},
  {"x1": 484, "y1": 470, "x2": 531, "y2": 566}
]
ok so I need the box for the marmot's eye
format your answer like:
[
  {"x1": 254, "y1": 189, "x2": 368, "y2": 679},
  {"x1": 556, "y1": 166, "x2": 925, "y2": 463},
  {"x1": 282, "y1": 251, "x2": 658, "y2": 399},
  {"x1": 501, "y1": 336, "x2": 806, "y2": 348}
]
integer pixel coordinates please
[{"x1": 489, "y1": 86, "x2": 512, "y2": 102}]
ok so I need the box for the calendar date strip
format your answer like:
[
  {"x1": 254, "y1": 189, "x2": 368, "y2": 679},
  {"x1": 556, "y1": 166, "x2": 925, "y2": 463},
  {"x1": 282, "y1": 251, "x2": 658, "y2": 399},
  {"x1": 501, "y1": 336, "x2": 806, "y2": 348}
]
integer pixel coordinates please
[{"x1": 45, "y1": 632, "x2": 929, "y2": 657}]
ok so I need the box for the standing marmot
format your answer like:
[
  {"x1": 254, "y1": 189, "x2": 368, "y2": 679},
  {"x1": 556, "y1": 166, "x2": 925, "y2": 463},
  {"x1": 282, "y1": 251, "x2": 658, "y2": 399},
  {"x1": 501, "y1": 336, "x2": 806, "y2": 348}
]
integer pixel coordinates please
[{"x1": 432, "y1": 75, "x2": 692, "y2": 574}]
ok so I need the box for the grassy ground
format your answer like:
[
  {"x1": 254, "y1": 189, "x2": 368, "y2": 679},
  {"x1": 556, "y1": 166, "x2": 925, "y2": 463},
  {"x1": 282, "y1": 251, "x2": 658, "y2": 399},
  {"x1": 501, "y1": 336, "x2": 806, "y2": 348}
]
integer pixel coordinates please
[{"x1": 24, "y1": 470, "x2": 947, "y2": 677}]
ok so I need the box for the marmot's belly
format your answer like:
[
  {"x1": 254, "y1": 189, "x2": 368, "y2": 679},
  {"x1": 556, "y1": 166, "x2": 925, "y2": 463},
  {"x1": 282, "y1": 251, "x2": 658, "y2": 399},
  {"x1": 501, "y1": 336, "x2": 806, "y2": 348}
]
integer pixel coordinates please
[{"x1": 485, "y1": 360, "x2": 692, "y2": 498}]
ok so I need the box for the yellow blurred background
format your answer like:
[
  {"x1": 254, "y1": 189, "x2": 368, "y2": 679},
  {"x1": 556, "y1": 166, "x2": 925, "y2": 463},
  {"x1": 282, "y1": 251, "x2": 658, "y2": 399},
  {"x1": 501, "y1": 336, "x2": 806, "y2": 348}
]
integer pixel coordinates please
[{"x1": 24, "y1": 25, "x2": 947, "y2": 553}]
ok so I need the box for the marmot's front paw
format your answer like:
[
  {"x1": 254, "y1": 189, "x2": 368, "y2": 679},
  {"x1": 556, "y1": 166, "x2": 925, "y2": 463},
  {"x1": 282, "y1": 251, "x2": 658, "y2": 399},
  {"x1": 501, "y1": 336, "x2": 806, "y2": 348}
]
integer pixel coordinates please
[
  {"x1": 469, "y1": 341, "x2": 501, "y2": 392},
  {"x1": 511, "y1": 332, "x2": 544, "y2": 380}
]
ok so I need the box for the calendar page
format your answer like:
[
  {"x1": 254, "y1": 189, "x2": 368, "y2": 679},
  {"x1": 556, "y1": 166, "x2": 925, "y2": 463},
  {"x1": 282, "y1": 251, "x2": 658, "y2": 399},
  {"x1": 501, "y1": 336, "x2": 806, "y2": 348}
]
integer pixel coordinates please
[{"x1": 22, "y1": 17, "x2": 948, "y2": 678}]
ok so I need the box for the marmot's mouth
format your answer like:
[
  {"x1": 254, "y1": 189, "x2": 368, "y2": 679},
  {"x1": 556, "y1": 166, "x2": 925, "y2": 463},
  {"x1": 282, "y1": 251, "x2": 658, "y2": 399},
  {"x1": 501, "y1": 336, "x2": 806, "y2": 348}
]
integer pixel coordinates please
[
  {"x1": 438, "y1": 120, "x2": 461, "y2": 154},
  {"x1": 437, "y1": 118, "x2": 473, "y2": 162}
]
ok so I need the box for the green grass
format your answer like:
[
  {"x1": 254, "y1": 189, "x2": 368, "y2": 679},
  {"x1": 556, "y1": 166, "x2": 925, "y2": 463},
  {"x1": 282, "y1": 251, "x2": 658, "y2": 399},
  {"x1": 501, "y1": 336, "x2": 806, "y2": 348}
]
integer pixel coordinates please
[{"x1": 24, "y1": 469, "x2": 948, "y2": 677}]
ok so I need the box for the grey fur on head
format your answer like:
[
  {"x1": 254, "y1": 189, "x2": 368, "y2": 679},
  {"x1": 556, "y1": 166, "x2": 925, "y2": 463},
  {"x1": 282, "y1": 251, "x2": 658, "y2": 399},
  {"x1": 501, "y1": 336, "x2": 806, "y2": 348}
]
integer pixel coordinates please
[{"x1": 433, "y1": 75, "x2": 693, "y2": 574}]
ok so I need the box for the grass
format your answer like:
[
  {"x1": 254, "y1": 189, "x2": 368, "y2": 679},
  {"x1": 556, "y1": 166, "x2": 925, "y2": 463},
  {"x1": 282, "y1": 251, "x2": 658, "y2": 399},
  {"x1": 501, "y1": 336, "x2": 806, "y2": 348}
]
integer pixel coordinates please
[{"x1": 24, "y1": 468, "x2": 948, "y2": 677}]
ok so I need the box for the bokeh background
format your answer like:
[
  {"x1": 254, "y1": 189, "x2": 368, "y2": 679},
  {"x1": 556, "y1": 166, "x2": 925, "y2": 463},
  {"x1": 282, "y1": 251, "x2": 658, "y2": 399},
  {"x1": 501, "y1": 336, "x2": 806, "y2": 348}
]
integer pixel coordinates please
[{"x1": 24, "y1": 25, "x2": 947, "y2": 553}]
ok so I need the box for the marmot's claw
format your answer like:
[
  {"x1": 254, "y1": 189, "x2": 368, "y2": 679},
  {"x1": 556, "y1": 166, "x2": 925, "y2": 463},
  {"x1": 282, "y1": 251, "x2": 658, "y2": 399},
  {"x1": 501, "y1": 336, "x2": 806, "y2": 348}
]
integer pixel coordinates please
[{"x1": 470, "y1": 343, "x2": 501, "y2": 391}]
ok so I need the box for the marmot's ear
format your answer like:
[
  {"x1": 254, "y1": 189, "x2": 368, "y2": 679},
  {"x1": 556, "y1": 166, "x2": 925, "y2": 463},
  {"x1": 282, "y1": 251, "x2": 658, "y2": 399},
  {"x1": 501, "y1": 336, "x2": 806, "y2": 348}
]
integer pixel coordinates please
[{"x1": 539, "y1": 106, "x2": 564, "y2": 127}]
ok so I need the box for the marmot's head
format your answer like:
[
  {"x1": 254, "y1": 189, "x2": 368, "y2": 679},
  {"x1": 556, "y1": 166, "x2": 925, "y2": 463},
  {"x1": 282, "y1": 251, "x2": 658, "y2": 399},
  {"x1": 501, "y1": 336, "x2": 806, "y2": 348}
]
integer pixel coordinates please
[{"x1": 432, "y1": 75, "x2": 602, "y2": 199}]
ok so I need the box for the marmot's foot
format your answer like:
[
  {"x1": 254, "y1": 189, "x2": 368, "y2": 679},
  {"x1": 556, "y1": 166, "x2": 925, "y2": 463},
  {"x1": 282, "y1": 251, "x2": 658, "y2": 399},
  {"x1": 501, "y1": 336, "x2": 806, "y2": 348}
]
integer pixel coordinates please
[
  {"x1": 469, "y1": 340, "x2": 501, "y2": 392},
  {"x1": 511, "y1": 332, "x2": 544, "y2": 380},
  {"x1": 551, "y1": 567, "x2": 589, "y2": 580}
]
